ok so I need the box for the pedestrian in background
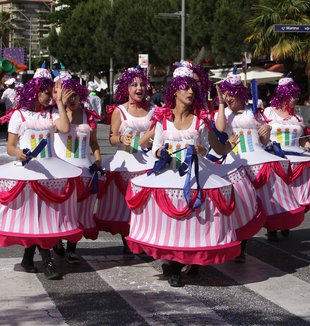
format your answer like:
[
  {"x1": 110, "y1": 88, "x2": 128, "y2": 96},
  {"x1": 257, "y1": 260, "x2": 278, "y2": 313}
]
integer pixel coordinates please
[{"x1": 0, "y1": 78, "x2": 17, "y2": 111}]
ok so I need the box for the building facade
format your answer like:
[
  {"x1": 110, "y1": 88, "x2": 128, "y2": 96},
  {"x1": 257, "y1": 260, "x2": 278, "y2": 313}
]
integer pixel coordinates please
[{"x1": 0, "y1": 0, "x2": 54, "y2": 61}]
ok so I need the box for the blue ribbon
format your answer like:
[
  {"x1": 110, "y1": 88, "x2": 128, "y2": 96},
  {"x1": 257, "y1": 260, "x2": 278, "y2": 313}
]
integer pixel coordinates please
[
  {"x1": 251, "y1": 79, "x2": 258, "y2": 117},
  {"x1": 147, "y1": 143, "x2": 172, "y2": 176},
  {"x1": 264, "y1": 141, "x2": 306, "y2": 158},
  {"x1": 22, "y1": 139, "x2": 48, "y2": 166},
  {"x1": 89, "y1": 163, "x2": 105, "y2": 194},
  {"x1": 206, "y1": 121, "x2": 228, "y2": 163},
  {"x1": 178, "y1": 145, "x2": 202, "y2": 210}
]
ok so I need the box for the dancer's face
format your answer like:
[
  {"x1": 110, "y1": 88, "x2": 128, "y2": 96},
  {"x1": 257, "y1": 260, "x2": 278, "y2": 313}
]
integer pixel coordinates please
[
  {"x1": 66, "y1": 92, "x2": 80, "y2": 109},
  {"x1": 175, "y1": 83, "x2": 194, "y2": 107},
  {"x1": 287, "y1": 96, "x2": 298, "y2": 109},
  {"x1": 128, "y1": 77, "x2": 146, "y2": 102},
  {"x1": 224, "y1": 92, "x2": 243, "y2": 112},
  {"x1": 38, "y1": 86, "x2": 53, "y2": 107}
]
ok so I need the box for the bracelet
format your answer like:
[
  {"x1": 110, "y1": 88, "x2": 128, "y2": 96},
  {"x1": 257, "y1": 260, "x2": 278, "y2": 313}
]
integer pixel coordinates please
[{"x1": 119, "y1": 135, "x2": 123, "y2": 144}]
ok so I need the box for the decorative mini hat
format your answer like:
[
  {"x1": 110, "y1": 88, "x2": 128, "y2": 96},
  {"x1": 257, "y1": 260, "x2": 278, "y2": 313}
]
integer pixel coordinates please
[
  {"x1": 53, "y1": 72, "x2": 72, "y2": 82},
  {"x1": 219, "y1": 66, "x2": 248, "y2": 103},
  {"x1": 270, "y1": 75, "x2": 300, "y2": 108},
  {"x1": 33, "y1": 68, "x2": 52, "y2": 80},
  {"x1": 173, "y1": 66, "x2": 194, "y2": 78}
]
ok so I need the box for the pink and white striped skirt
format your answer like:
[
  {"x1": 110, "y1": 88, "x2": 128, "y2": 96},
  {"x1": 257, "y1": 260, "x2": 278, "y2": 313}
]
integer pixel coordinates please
[
  {"x1": 95, "y1": 170, "x2": 146, "y2": 236},
  {"x1": 126, "y1": 182, "x2": 241, "y2": 265},
  {"x1": 0, "y1": 178, "x2": 82, "y2": 249},
  {"x1": 244, "y1": 161, "x2": 305, "y2": 231},
  {"x1": 290, "y1": 161, "x2": 310, "y2": 212}
]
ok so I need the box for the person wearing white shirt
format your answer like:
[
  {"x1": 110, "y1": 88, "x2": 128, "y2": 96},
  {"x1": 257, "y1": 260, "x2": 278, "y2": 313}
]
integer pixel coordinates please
[{"x1": 1, "y1": 78, "x2": 17, "y2": 111}]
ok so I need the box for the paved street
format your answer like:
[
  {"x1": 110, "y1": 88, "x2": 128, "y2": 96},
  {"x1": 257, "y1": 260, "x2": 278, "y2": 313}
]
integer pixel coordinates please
[{"x1": 0, "y1": 125, "x2": 309, "y2": 325}]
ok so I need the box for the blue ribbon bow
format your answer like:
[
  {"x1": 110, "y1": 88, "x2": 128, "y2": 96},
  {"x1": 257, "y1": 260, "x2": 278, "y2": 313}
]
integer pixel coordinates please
[
  {"x1": 89, "y1": 163, "x2": 105, "y2": 194},
  {"x1": 22, "y1": 139, "x2": 48, "y2": 166},
  {"x1": 178, "y1": 145, "x2": 202, "y2": 210},
  {"x1": 147, "y1": 143, "x2": 172, "y2": 176}
]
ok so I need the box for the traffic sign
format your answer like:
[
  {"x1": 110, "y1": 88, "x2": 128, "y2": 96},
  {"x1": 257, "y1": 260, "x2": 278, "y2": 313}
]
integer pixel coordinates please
[{"x1": 274, "y1": 24, "x2": 310, "y2": 32}]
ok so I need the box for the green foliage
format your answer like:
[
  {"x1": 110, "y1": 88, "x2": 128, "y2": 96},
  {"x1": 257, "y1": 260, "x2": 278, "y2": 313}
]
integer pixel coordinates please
[
  {"x1": 0, "y1": 10, "x2": 12, "y2": 46},
  {"x1": 57, "y1": 0, "x2": 111, "y2": 74},
  {"x1": 43, "y1": 0, "x2": 84, "y2": 26},
  {"x1": 210, "y1": 0, "x2": 252, "y2": 64},
  {"x1": 246, "y1": 0, "x2": 310, "y2": 61}
]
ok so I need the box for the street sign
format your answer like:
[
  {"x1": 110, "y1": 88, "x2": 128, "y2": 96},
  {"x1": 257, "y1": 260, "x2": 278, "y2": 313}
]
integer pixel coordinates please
[
  {"x1": 274, "y1": 24, "x2": 310, "y2": 32},
  {"x1": 138, "y1": 54, "x2": 149, "y2": 68}
]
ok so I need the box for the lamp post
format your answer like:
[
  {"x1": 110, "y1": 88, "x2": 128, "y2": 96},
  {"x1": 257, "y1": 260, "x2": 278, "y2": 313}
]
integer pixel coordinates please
[
  {"x1": 109, "y1": 0, "x2": 114, "y2": 103},
  {"x1": 157, "y1": 0, "x2": 186, "y2": 61}
]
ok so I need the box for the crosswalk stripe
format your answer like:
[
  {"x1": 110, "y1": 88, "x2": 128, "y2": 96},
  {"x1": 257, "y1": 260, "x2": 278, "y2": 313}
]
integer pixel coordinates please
[
  {"x1": 0, "y1": 258, "x2": 66, "y2": 326},
  {"x1": 86, "y1": 254, "x2": 231, "y2": 326},
  {"x1": 214, "y1": 256, "x2": 310, "y2": 323}
]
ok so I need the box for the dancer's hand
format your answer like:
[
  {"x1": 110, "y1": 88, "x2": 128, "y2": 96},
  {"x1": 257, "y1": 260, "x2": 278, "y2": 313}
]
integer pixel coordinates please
[{"x1": 227, "y1": 132, "x2": 239, "y2": 149}]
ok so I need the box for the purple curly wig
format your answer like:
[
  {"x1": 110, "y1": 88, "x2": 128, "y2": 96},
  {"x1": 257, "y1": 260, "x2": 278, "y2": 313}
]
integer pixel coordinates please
[
  {"x1": 61, "y1": 79, "x2": 89, "y2": 103},
  {"x1": 114, "y1": 67, "x2": 149, "y2": 104},
  {"x1": 270, "y1": 81, "x2": 301, "y2": 108},
  {"x1": 164, "y1": 76, "x2": 204, "y2": 112},
  {"x1": 16, "y1": 77, "x2": 54, "y2": 110},
  {"x1": 219, "y1": 80, "x2": 248, "y2": 103},
  {"x1": 192, "y1": 64, "x2": 212, "y2": 96}
]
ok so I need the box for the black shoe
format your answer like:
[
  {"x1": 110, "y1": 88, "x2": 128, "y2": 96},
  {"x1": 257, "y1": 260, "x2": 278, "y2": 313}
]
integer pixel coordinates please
[
  {"x1": 235, "y1": 254, "x2": 246, "y2": 264},
  {"x1": 121, "y1": 236, "x2": 132, "y2": 254},
  {"x1": 281, "y1": 229, "x2": 290, "y2": 238},
  {"x1": 185, "y1": 264, "x2": 200, "y2": 276},
  {"x1": 162, "y1": 263, "x2": 173, "y2": 277},
  {"x1": 66, "y1": 252, "x2": 80, "y2": 264},
  {"x1": 21, "y1": 261, "x2": 38, "y2": 273},
  {"x1": 53, "y1": 241, "x2": 65, "y2": 257},
  {"x1": 43, "y1": 261, "x2": 60, "y2": 280},
  {"x1": 266, "y1": 231, "x2": 279, "y2": 242},
  {"x1": 168, "y1": 274, "x2": 184, "y2": 287}
]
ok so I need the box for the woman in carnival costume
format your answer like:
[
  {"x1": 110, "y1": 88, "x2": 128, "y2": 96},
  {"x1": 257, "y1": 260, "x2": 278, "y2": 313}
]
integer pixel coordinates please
[
  {"x1": 215, "y1": 70, "x2": 305, "y2": 245},
  {"x1": 95, "y1": 66, "x2": 156, "y2": 252},
  {"x1": 0, "y1": 68, "x2": 83, "y2": 280},
  {"x1": 124, "y1": 65, "x2": 259, "y2": 287},
  {"x1": 263, "y1": 76, "x2": 310, "y2": 241},
  {"x1": 53, "y1": 72, "x2": 104, "y2": 263}
]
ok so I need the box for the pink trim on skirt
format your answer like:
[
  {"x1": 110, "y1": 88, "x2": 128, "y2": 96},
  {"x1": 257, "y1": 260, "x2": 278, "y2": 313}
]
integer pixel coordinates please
[
  {"x1": 0, "y1": 229, "x2": 83, "y2": 249},
  {"x1": 263, "y1": 206, "x2": 305, "y2": 231},
  {"x1": 126, "y1": 238, "x2": 241, "y2": 265},
  {"x1": 235, "y1": 198, "x2": 266, "y2": 240},
  {"x1": 94, "y1": 219, "x2": 130, "y2": 236}
]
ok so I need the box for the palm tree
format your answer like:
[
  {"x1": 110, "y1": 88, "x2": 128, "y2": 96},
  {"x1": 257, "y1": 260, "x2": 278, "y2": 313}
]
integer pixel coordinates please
[
  {"x1": 246, "y1": 0, "x2": 309, "y2": 62},
  {"x1": 246, "y1": 0, "x2": 310, "y2": 101},
  {"x1": 0, "y1": 11, "x2": 12, "y2": 47}
]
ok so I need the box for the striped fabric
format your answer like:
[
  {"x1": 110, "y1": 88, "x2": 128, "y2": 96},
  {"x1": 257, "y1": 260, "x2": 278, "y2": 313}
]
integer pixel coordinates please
[
  {"x1": 223, "y1": 167, "x2": 258, "y2": 230},
  {"x1": 288, "y1": 163, "x2": 310, "y2": 208},
  {"x1": 128, "y1": 185, "x2": 237, "y2": 249},
  {"x1": 0, "y1": 179, "x2": 79, "y2": 235}
]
